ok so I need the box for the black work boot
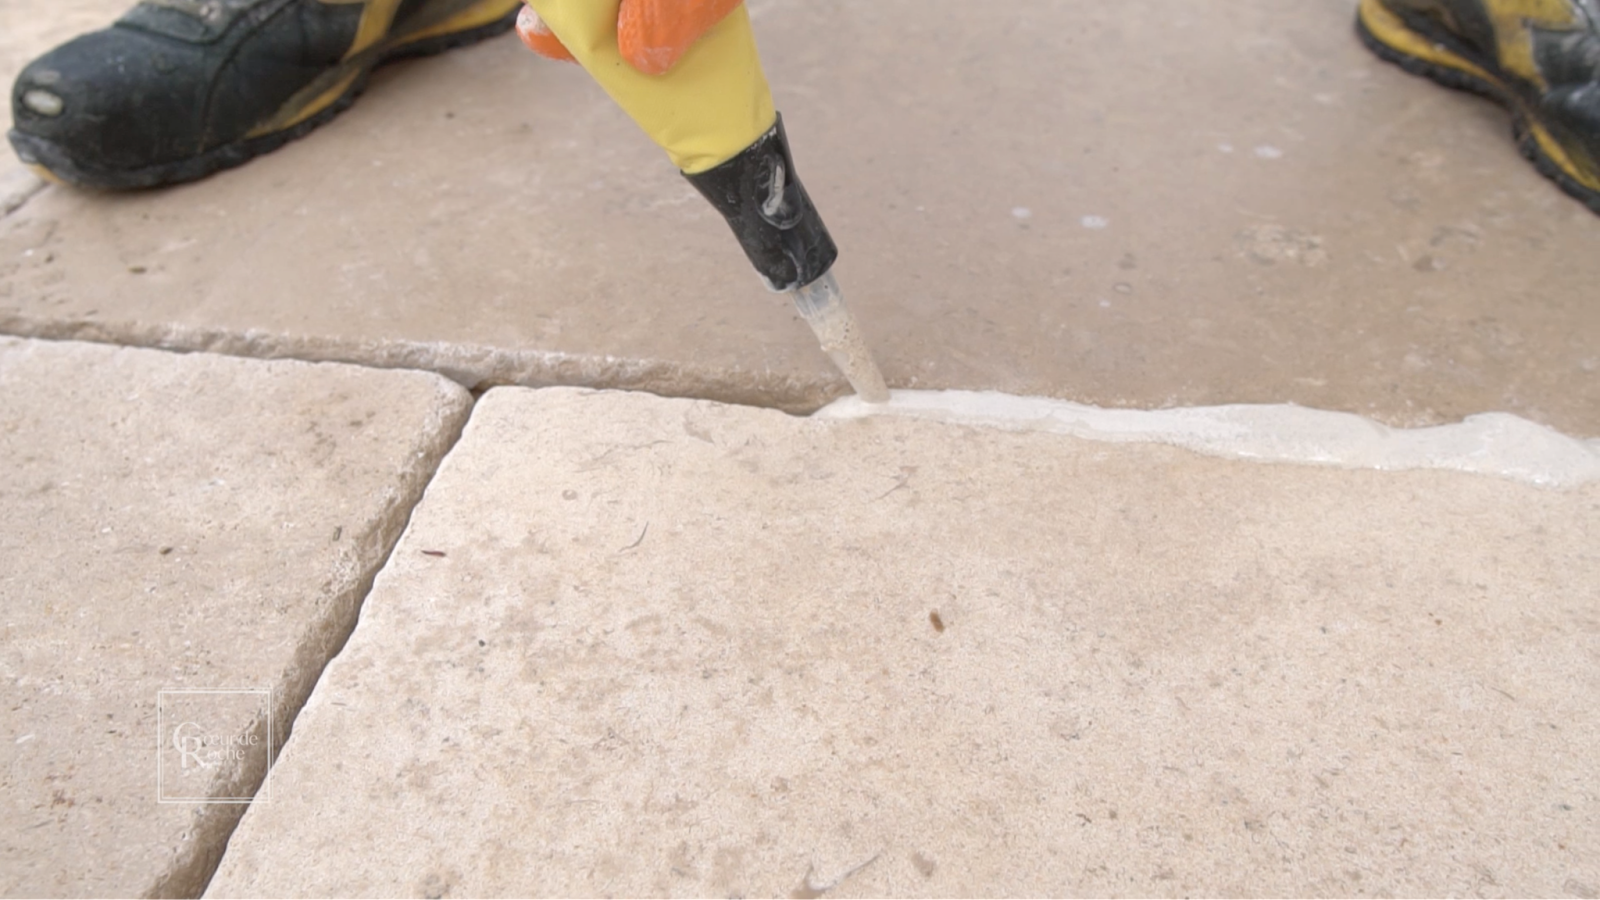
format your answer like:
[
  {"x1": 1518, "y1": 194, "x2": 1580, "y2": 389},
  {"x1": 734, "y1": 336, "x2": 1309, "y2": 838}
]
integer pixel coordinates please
[
  {"x1": 9, "y1": 0, "x2": 521, "y2": 190},
  {"x1": 1356, "y1": 0, "x2": 1600, "y2": 215}
]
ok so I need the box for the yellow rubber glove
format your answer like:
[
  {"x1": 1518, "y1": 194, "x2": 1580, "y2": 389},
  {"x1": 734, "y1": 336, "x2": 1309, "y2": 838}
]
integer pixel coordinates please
[{"x1": 515, "y1": 0, "x2": 776, "y2": 174}]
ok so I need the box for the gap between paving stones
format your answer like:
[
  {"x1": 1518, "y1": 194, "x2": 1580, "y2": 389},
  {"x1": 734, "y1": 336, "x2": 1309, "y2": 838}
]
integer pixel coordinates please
[
  {"x1": 142, "y1": 354, "x2": 475, "y2": 899},
  {"x1": 157, "y1": 369, "x2": 483, "y2": 899},
  {"x1": 183, "y1": 397, "x2": 478, "y2": 900},
  {"x1": 109, "y1": 405, "x2": 480, "y2": 898},
  {"x1": 187, "y1": 394, "x2": 478, "y2": 900},
  {"x1": 169, "y1": 468, "x2": 451, "y2": 898}
]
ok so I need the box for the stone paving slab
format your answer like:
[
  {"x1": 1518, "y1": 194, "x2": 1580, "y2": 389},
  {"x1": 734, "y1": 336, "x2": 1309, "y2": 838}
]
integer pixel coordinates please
[
  {"x1": 209, "y1": 387, "x2": 1599, "y2": 897},
  {"x1": 0, "y1": 338, "x2": 471, "y2": 897},
  {"x1": 2, "y1": 0, "x2": 1597, "y2": 432}
]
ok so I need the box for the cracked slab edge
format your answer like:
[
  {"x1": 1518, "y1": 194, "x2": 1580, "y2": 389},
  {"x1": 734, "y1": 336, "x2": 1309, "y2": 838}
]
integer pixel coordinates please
[
  {"x1": 0, "y1": 165, "x2": 46, "y2": 218},
  {"x1": 0, "y1": 311, "x2": 842, "y2": 414},
  {"x1": 819, "y1": 390, "x2": 1600, "y2": 489}
]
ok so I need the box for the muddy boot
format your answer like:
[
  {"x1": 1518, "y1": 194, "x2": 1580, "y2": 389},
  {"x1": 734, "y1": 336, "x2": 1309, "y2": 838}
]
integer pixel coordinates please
[
  {"x1": 8, "y1": 0, "x2": 522, "y2": 189},
  {"x1": 1356, "y1": 0, "x2": 1600, "y2": 215}
]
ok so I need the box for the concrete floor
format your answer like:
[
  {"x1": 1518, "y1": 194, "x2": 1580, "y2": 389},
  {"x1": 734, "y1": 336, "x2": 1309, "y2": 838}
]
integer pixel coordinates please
[{"x1": 1, "y1": 0, "x2": 1597, "y2": 896}]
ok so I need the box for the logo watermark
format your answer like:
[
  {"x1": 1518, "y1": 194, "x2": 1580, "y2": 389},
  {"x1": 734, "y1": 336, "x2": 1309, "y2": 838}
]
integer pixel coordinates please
[{"x1": 156, "y1": 689, "x2": 272, "y2": 804}]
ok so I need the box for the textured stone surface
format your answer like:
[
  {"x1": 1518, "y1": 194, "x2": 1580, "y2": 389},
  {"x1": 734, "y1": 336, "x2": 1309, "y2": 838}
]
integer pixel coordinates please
[
  {"x1": 2, "y1": 0, "x2": 1597, "y2": 429},
  {"x1": 0, "y1": 338, "x2": 471, "y2": 897},
  {"x1": 210, "y1": 388, "x2": 1600, "y2": 898}
]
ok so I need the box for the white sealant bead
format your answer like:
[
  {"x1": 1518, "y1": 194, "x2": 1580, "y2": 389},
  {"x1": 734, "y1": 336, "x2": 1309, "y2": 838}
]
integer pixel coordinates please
[
  {"x1": 1080, "y1": 215, "x2": 1109, "y2": 230},
  {"x1": 814, "y1": 389, "x2": 1600, "y2": 489},
  {"x1": 1254, "y1": 145, "x2": 1284, "y2": 159},
  {"x1": 1011, "y1": 207, "x2": 1032, "y2": 219}
]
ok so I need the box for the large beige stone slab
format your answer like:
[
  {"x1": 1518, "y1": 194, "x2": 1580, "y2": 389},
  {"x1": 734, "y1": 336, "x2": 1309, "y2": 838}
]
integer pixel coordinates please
[
  {"x1": 2, "y1": 0, "x2": 1597, "y2": 431},
  {"x1": 0, "y1": 338, "x2": 471, "y2": 897},
  {"x1": 209, "y1": 387, "x2": 1600, "y2": 897}
]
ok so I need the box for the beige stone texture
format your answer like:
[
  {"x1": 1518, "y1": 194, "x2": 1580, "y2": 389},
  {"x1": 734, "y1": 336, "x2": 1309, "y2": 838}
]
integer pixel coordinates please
[
  {"x1": 208, "y1": 388, "x2": 1600, "y2": 898},
  {"x1": 1, "y1": 0, "x2": 1596, "y2": 430},
  {"x1": 0, "y1": 338, "x2": 471, "y2": 897}
]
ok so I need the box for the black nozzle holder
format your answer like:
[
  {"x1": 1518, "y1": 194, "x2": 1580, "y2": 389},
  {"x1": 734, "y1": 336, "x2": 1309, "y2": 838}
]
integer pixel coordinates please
[{"x1": 682, "y1": 113, "x2": 838, "y2": 293}]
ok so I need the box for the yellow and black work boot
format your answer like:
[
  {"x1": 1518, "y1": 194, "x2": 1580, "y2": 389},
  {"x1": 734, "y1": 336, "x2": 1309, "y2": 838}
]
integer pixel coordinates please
[
  {"x1": 9, "y1": 0, "x2": 521, "y2": 190},
  {"x1": 1356, "y1": 0, "x2": 1600, "y2": 215}
]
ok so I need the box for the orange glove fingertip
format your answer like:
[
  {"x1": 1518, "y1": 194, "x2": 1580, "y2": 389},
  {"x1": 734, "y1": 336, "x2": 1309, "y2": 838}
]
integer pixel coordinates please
[
  {"x1": 516, "y1": 4, "x2": 576, "y2": 62},
  {"x1": 617, "y1": 0, "x2": 744, "y2": 76}
]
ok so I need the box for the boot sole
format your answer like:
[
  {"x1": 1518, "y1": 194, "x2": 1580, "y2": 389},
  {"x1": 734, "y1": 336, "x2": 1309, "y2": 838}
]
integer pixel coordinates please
[
  {"x1": 8, "y1": 0, "x2": 521, "y2": 191},
  {"x1": 1355, "y1": 0, "x2": 1600, "y2": 216}
]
